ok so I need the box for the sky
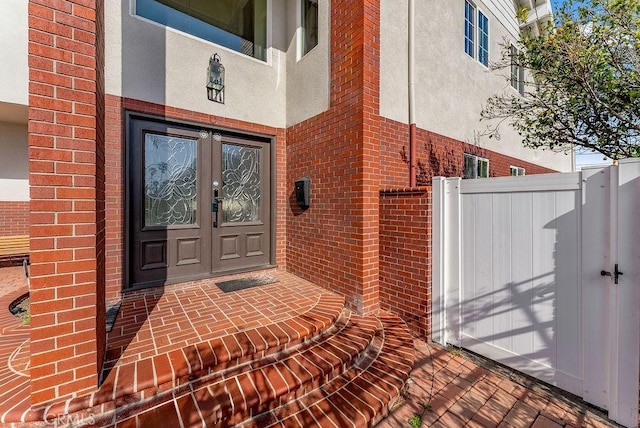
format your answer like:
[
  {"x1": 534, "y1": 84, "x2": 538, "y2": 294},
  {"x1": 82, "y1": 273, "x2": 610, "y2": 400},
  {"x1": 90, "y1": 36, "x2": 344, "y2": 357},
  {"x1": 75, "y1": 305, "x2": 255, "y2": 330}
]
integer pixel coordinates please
[{"x1": 551, "y1": 0, "x2": 564, "y2": 10}]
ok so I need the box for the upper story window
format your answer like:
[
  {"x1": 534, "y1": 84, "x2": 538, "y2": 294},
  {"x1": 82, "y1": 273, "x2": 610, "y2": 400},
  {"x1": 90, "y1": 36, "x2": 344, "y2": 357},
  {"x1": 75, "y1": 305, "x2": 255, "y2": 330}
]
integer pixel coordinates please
[
  {"x1": 510, "y1": 44, "x2": 525, "y2": 95},
  {"x1": 135, "y1": 0, "x2": 268, "y2": 62},
  {"x1": 464, "y1": 1, "x2": 475, "y2": 57},
  {"x1": 464, "y1": 1, "x2": 489, "y2": 67},
  {"x1": 301, "y1": 0, "x2": 318, "y2": 57},
  {"x1": 464, "y1": 153, "x2": 489, "y2": 179},
  {"x1": 510, "y1": 166, "x2": 526, "y2": 176},
  {"x1": 478, "y1": 11, "x2": 489, "y2": 66}
]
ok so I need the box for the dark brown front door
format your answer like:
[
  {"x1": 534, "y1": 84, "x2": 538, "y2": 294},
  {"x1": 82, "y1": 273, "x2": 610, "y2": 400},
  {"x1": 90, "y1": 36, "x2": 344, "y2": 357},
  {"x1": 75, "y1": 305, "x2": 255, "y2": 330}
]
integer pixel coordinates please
[
  {"x1": 128, "y1": 118, "x2": 271, "y2": 289},
  {"x1": 212, "y1": 135, "x2": 271, "y2": 272}
]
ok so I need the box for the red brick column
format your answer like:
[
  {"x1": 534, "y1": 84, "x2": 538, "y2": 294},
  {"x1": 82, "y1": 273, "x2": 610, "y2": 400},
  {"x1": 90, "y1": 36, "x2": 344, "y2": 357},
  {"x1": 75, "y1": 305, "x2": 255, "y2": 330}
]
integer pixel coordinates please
[
  {"x1": 286, "y1": 0, "x2": 381, "y2": 314},
  {"x1": 28, "y1": 0, "x2": 105, "y2": 404},
  {"x1": 379, "y1": 188, "x2": 431, "y2": 338}
]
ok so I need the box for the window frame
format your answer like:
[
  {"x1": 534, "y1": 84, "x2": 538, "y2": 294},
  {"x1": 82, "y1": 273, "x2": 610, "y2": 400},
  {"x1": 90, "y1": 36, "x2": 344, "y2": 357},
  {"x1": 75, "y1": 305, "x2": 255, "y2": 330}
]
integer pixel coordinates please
[
  {"x1": 510, "y1": 44, "x2": 525, "y2": 95},
  {"x1": 463, "y1": 153, "x2": 490, "y2": 179},
  {"x1": 464, "y1": 1, "x2": 476, "y2": 59},
  {"x1": 510, "y1": 166, "x2": 526, "y2": 176},
  {"x1": 133, "y1": 0, "x2": 271, "y2": 63},
  {"x1": 464, "y1": 1, "x2": 489, "y2": 67},
  {"x1": 478, "y1": 10, "x2": 489, "y2": 66},
  {"x1": 299, "y1": 0, "x2": 319, "y2": 59}
]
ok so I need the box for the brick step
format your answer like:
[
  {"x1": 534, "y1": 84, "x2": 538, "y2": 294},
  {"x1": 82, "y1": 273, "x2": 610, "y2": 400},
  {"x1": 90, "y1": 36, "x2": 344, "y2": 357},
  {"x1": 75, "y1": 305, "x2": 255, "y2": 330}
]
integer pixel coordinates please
[
  {"x1": 90, "y1": 309, "x2": 380, "y2": 427},
  {"x1": 9, "y1": 293, "x2": 345, "y2": 424},
  {"x1": 91, "y1": 312, "x2": 414, "y2": 428},
  {"x1": 3, "y1": 307, "x2": 415, "y2": 428},
  {"x1": 243, "y1": 312, "x2": 415, "y2": 428}
]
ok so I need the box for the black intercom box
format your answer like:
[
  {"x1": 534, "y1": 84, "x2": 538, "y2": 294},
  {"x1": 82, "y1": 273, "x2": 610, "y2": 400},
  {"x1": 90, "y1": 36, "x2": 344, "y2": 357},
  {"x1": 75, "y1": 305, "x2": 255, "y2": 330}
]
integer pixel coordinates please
[{"x1": 295, "y1": 177, "x2": 311, "y2": 209}]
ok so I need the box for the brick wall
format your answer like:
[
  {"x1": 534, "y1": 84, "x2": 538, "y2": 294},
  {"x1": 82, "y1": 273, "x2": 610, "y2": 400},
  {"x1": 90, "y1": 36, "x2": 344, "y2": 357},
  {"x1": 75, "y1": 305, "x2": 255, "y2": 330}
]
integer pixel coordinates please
[
  {"x1": 28, "y1": 0, "x2": 106, "y2": 404},
  {"x1": 95, "y1": 0, "x2": 107, "y2": 375},
  {"x1": 104, "y1": 96, "x2": 287, "y2": 303},
  {"x1": 380, "y1": 117, "x2": 556, "y2": 188},
  {"x1": 286, "y1": 0, "x2": 381, "y2": 315},
  {"x1": 0, "y1": 201, "x2": 30, "y2": 236},
  {"x1": 379, "y1": 189, "x2": 431, "y2": 338},
  {"x1": 380, "y1": 117, "x2": 411, "y2": 189},
  {"x1": 104, "y1": 95, "x2": 123, "y2": 304}
]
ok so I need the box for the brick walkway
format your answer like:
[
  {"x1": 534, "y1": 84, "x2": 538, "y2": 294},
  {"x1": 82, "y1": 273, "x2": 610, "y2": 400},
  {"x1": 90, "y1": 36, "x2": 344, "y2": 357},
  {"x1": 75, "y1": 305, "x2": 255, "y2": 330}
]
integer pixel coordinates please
[
  {"x1": 103, "y1": 271, "x2": 326, "y2": 371},
  {"x1": 0, "y1": 267, "x2": 30, "y2": 425},
  {"x1": 0, "y1": 268, "x2": 415, "y2": 426},
  {"x1": 0, "y1": 266, "x2": 28, "y2": 297},
  {"x1": 0, "y1": 266, "x2": 628, "y2": 427},
  {"x1": 379, "y1": 341, "x2": 621, "y2": 428}
]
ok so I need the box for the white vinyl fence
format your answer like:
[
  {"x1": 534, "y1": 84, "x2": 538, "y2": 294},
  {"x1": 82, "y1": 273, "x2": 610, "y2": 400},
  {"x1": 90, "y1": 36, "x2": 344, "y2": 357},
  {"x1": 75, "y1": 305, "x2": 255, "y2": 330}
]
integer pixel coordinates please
[{"x1": 432, "y1": 159, "x2": 640, "y2": 427}]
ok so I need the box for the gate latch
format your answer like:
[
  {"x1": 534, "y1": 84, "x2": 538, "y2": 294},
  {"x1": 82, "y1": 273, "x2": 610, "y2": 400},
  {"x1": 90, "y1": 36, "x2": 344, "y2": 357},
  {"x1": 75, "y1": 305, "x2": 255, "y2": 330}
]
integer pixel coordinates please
[{"x1": 601, "y1": 264, "x2": 624, "y2": 284}]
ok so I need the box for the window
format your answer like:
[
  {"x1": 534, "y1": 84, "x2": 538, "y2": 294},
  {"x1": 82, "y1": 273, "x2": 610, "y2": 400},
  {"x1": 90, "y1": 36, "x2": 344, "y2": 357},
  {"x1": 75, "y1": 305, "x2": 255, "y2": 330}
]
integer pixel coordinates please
[
  {"x1": 510, "y1": 166, "x2": 526, "y2": 176},
  {"x1": 510, "y1": 45, "x2": 525, "y2": 95},
  {"x1": 464, "y1": 154, "x2": 489, "y2": 179},
  {"x1": 464, "y1": 1, "x2": 489, "y2": 66},
  {"x1": 464, "y1": 1, "x2": 475, "y2": 58},
  {"x1": 301, "y1": 0, "x2": 318, "y2": 57},
  {"x1": 478, "y1": 11, "x2": 489, "y2": 66},
  {"x1": 136, "y1": 0, "x2": 268, "y2": 61}
]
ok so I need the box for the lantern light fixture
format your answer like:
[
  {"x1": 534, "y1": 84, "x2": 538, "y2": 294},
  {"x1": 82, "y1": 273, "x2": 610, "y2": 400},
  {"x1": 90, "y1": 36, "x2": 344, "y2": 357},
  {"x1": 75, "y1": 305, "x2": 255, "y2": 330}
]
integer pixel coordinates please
[{"x1": 206, "y1": 53, "x2": 225, "y2": 103}]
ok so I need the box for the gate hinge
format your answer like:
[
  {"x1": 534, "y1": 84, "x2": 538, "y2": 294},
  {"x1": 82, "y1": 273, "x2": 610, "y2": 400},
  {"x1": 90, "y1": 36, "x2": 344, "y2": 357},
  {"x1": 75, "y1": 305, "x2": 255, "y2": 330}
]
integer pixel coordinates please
[{"x1": 601, "y1": 264, "x2": 624, "y2": 284}]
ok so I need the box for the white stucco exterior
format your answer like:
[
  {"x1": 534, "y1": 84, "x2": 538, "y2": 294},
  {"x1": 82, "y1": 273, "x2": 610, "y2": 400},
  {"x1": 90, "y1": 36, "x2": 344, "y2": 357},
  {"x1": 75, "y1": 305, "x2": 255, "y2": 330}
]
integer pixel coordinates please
[
  {"x1": 380, "y1": 0, "x2": 573, "y2": 172},
  {"x1": 285, "y1": 0, "x2": 330, "y2": 127},
  {"x1": 106, "y1": 1, "x2": 328, "y2": 129},
  {"x1": 105, "y1": 1, "x2": 330, "y2": 129},
  {"x1": 0, "y1": 122, "x2": 29, "y2": 201},
  {"x1": 0, "y1": 0, "x2": 28, "y2": 109},
  {"x1": 0, "y1": 1, "x2": 28, "y2": 201},
  {"x1": 106, "y1": 1, "x2": 287, "y2": 128},
  {"x1": 0, "y1": 0, "x2": 571, "y2": 183}
]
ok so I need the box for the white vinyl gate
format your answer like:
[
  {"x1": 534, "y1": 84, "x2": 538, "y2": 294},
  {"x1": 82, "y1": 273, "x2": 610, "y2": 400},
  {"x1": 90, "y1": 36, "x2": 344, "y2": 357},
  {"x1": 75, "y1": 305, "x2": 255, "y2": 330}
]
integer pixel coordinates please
[{"x1": 432, "y1": 159, "x2": 640, "y2": 427}]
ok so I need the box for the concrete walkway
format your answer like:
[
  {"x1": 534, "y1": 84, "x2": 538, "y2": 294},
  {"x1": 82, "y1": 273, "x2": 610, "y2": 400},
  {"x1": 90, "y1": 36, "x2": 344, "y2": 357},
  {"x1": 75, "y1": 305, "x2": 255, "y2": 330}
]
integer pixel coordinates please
[{"x1": 379, "y1": 340, "x2": 621, "y2": 428}]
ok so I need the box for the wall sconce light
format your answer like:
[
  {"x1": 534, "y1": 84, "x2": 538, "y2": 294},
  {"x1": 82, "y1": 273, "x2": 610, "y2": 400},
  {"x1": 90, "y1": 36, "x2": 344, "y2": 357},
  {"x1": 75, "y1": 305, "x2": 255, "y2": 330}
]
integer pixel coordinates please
[{"x1": 206, "y1": 53, "x2": 225, "y2": 104}]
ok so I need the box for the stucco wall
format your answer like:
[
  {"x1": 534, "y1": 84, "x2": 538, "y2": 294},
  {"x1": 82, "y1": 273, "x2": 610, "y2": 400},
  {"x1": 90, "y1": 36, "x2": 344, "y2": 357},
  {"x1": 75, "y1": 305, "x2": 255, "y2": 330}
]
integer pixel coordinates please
[
  {"x1": 380, "y1": 0, "x2": 572, "y2": 172},
  {"x1": 0, "y1": 0, "x2": 28, "y2": 108},
  {"x1": 285, "y1": 0, "x2": 331, "y2": 127},
  {"x1": 0, "y1": 122, "x2": 28, "y2": 201},
  {"x1": 105, "y1": 1, "x2": 289, "y2": 128}
]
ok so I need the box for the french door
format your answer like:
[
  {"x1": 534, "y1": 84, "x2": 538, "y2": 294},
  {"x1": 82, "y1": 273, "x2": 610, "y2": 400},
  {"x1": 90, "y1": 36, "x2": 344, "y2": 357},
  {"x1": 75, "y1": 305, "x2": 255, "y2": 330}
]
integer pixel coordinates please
[{"x1": 128, "y1": 117, "x2": 271, "y2": 289}]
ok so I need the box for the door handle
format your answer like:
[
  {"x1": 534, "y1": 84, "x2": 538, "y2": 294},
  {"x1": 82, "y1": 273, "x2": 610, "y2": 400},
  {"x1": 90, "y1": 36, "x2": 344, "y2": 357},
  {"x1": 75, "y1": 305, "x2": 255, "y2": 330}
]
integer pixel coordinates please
[
  {"x1": 213, "y1": 189, "x2": 219, "y2": 228},
  {"x1": 601, "y1": 264, "x2": 624, "y2": 284}
]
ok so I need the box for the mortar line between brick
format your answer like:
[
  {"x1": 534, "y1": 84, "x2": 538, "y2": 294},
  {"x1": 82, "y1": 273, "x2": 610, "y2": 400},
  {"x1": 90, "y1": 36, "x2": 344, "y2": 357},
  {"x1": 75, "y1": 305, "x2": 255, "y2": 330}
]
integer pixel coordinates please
[
  {"x1": 143, "y1": 293, "x2": 159, "y2": 356},
  {"x1": 172, "y1": 395, "x2": 186, "y2": 428},
  {"x1": 0, "y1": 394, "x2": 30, "y2": 424},
  {"x1": 173, "y1": 289, "x2": 201, "y2": 343},
  {"x1": 198, "y1": 284, "x2": 232, "y2": 334},
  {"x1": 188, "y1": 385, "x2": 207, "y2": 427}
]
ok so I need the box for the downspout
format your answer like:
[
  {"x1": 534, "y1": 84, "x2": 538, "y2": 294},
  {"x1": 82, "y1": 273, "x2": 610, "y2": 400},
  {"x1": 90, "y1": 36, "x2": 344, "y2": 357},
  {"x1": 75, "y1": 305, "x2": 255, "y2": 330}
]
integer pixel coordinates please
[{"x1": 408, "y1": 0, "x2": 417, "y2": 187}]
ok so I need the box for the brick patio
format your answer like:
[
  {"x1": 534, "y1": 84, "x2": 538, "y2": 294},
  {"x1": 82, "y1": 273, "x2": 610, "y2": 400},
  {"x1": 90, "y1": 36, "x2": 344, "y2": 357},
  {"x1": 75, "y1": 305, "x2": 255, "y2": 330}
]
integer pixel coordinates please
[
  {"x1": 380, "y1": 342, "x2": 622, "y2": 428},
  {"x1": 0, "y1": 267, "x2": 414, "y2": 426},
  {"x1": 0, "y1": 266, "x2": 625, "y2": 427}
]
